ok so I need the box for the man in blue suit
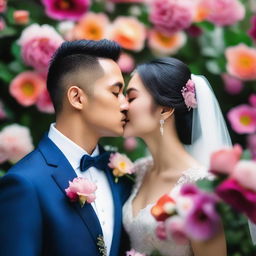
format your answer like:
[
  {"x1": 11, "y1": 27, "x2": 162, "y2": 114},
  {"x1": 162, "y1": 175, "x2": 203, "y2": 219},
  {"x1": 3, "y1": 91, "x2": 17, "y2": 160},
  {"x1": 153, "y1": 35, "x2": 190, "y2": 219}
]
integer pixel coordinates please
[{"x1": 0, "y1": 39, "x2": 132, "y2": 256}]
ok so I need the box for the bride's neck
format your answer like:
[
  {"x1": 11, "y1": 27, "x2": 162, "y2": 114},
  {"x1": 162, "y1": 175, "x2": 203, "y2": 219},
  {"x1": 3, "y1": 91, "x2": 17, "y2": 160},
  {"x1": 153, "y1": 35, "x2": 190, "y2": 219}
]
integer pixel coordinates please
[{"x1": 143, "y1": 123, "x2": 198, "y2": 174}]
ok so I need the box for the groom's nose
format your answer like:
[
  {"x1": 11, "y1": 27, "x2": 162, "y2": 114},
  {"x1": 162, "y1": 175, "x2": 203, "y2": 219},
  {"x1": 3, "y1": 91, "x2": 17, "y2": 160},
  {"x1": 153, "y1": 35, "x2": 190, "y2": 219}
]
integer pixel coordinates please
[{"x1": 120, "y1": 94, "x2": 129, "y2": 111}]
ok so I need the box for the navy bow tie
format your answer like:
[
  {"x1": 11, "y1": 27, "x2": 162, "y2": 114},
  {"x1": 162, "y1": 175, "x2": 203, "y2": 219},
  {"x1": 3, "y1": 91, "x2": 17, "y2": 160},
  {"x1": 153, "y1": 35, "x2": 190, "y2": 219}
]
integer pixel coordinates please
[{"x1": 80, "y1": 152, "x2": 111, "y2": 172}]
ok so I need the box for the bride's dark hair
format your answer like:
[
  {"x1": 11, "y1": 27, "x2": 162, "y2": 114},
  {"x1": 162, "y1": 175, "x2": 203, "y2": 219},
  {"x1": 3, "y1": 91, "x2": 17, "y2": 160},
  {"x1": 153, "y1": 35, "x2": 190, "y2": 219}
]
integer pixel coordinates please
[{"x1": 137, "y1": 57, "x2": 193, "y2": 145}]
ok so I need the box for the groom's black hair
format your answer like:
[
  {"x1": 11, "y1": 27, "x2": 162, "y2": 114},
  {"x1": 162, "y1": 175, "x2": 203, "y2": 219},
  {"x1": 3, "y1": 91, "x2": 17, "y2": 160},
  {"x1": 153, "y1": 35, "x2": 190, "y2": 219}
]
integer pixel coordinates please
[
  {"x1": 47, "y1": 39, "x2": 121, "y2": 115},
  {"x1": 137, "y1": 57, "x2": 193, "y2": 145}
]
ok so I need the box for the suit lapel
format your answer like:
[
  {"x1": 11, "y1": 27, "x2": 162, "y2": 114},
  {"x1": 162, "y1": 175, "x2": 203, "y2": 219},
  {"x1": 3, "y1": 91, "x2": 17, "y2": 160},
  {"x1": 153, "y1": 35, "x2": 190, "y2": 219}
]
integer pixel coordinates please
[
  {"x1": 38, "y1": 135, "x2": 103, "y2": 246},
  {"x1": 105, "y1": 166, "x2": 122, "y2": 256}
]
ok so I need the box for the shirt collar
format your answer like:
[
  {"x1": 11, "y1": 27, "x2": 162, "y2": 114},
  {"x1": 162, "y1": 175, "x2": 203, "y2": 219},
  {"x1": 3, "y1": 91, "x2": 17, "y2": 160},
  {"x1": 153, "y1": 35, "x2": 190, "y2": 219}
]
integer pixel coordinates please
[{"x1": 48, "y1": 123, "x2": 99, "y2": 170}]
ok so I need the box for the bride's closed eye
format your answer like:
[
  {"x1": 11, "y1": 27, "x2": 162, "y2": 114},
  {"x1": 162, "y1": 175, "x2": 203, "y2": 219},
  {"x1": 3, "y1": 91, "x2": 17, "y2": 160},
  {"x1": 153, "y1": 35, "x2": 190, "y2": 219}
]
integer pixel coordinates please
[{"x1": 128, "y1": 97, "x2": 136, "y2": 103}]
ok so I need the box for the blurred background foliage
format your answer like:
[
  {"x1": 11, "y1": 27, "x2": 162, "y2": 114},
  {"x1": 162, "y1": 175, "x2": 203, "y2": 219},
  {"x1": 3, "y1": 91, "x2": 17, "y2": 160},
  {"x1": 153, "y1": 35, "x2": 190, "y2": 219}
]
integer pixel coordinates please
[{"x1": 0, "y1": 0, "x2": 256, "y2": 254}]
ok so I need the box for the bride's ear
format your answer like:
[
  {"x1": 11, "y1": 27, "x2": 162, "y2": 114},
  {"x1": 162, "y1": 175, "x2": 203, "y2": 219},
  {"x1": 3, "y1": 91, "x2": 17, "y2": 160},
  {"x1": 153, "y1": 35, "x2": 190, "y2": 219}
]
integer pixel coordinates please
[{"x1": 160, "y1": 106, "x2": 175, "y2": 120}]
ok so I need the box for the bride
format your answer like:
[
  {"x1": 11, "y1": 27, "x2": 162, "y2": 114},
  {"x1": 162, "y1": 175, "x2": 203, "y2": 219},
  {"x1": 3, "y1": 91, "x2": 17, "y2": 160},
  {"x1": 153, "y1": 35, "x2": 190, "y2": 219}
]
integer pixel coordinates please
[{"x1": 122, "y1": 57, "x2": 231, "y2": 256}]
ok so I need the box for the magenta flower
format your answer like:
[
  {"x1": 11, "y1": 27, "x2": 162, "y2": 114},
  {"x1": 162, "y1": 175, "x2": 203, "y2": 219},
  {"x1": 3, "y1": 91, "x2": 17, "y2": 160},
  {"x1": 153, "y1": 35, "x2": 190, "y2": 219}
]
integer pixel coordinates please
[
  {"x1": 249, "y1": 94, "x2": 256, "y2": 108},
  {"x1": 221, "y1": 73, "x2": 244, "y2": 95},
  {"x1": 42, "y1": 0, "x2": 90, "y2": 21},
  {"x1": 149, "y1": 0, "x2": 194, "y2": 35},
  {"x1": 216, "y1": 178, "x2": 256, "y2": 224},
  {"x1": 181, "y1": 79, "x2": 197, "y2": 110},
  {"x1": 65, "y1": 177, "x2": 97, "y2": 207},
  {"x1": 184, "y1": 192, "x2": 221, "y2": 241},
  {"x1": 18, "y1": 24, "x2": 64, "y2": 73},
  {"x1": 248, "y1": 16, "x2": 256, "y2": 42},
  {"x1": 227, "y1": 105, "x2": 256, "y2": 134}
]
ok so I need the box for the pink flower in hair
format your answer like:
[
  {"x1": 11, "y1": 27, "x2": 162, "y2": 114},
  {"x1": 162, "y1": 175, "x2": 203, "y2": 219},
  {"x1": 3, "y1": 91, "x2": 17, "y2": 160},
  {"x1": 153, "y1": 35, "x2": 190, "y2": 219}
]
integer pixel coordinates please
[{"x1": 181, "y1": 79, "x2": 197, "y2": 110}]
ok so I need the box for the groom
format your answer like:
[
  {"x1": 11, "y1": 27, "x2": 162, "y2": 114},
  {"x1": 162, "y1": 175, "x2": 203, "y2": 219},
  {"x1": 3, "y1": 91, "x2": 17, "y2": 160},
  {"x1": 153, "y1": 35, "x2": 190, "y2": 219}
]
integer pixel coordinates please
[{"x1": 0, "y1": 40, "x2": 131, "y2": 256}]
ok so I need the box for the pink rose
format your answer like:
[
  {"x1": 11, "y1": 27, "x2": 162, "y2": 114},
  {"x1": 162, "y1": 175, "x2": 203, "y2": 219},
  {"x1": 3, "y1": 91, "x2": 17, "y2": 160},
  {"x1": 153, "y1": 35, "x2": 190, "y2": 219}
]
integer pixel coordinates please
[
  {"x1": 0, "y1": 124, "x2": 34, "y2": 163},
  {"x1": 209, "y1": 144, "x2": 242, "y2": 175},
  {"x1": 65, "y1": 177, "x2": 97, "y2": 207},
  {"x1": 117, "y1": 53, "x2": 135, "y2": 73},
  {"x1": 18, "y1": 24, "x2": 64, "y2": 73},
  {"x1": 149, "y1": 0, "x2": 194, "y2": 35},
  {"x1": 232, "y1": 160, "x2": 256, "y2": 192},
  {"x1": 203, "y1": 0, "x2": 245, "y2": 26},
  {"x1": 216, "y1": 178, "x2": 256, "y2": 223},
  {"x1": 183, "y1": 91, "x2": 197, "y2": 109}
]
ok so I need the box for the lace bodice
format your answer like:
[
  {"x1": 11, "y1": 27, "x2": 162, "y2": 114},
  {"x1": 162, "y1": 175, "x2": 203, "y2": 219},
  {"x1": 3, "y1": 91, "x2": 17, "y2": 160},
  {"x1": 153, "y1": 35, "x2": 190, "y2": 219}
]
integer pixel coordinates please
[{"x1": 123, "y1": 157, "x2": 210, "y2": 256}]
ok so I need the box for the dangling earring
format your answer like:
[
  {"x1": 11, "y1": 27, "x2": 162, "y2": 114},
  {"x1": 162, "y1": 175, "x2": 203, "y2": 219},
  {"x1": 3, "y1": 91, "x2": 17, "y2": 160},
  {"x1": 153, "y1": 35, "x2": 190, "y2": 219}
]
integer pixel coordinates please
[{"x1": 160, "y1": 119, "x2": 164, "y2": 136}]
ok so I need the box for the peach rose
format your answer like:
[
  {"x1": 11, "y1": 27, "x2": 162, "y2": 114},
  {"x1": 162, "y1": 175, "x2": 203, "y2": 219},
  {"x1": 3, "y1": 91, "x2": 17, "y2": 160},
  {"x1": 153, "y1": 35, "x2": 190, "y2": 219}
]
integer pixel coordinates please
[
  {"x1": 73, "y1": 12, "x2": 110, "y2": 41},
  {"x1": 0, "y1": 124, "x2": 34, "y2": 163},
  {"x1": 225, "y1": 44, "x2": 256, "y2": 81},
  {"x1": 209, "y1": 144, "x2": 243, "y2": 175},
  {"x1": 18, "y1": 24, "x2": 64, "y2": 72},
  {"x1": 110, "y1": 16, "x2": 146, "y2": 52},
  {"x1": 13, "y1": 10, "x2": 30, "y2": 25},
  {"x1": 148, "y1": 29, "x2": 186, "y2": 56},
  {"x1": 10, "y1": 71, "x2": 45, "y2": 106}
]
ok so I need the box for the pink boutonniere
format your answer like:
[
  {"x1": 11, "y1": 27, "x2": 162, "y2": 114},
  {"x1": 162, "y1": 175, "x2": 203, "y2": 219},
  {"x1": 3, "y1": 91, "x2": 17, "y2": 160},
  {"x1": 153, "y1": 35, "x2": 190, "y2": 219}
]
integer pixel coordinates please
[
  {"x1": 65, "y1": 177, "x2": 97, "y2": 208},
  {"x1": 108, "y1": 152, "x2": 135, "y2": 183}
]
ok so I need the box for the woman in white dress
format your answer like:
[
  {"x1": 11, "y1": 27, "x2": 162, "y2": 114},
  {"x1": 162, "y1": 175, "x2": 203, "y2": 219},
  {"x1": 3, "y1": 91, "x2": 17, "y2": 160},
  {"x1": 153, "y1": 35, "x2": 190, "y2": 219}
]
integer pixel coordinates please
[{"x1": 123, "y1": 57, "x2": 231, "y2": 256}]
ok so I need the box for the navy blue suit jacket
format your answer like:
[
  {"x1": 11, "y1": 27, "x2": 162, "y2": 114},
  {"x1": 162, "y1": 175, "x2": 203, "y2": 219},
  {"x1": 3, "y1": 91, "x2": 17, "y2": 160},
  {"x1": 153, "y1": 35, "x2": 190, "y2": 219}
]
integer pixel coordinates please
[{"x1": 0, "y1": 135, "x2": 132, "y2": 256}]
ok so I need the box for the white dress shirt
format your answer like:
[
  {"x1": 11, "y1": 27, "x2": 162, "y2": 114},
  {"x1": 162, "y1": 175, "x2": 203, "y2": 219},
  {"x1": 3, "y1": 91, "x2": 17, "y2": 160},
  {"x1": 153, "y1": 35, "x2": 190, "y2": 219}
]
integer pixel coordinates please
[{"x1": 48, "y1": 123, "x2": 114, "y2": 255}]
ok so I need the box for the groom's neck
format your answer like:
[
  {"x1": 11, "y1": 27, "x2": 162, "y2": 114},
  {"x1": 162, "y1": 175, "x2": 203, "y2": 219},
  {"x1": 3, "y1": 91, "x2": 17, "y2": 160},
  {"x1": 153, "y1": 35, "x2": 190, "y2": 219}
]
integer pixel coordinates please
[{"x1": 55, "y1": 115, "x2": 99, "y2": 155}]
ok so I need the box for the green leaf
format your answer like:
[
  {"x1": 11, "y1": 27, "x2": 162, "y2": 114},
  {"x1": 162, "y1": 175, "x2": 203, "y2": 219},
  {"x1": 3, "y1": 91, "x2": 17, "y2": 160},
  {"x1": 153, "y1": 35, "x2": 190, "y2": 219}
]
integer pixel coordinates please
[{"x1": 0, "y1": 62, "x2": 14, "y2": 83}]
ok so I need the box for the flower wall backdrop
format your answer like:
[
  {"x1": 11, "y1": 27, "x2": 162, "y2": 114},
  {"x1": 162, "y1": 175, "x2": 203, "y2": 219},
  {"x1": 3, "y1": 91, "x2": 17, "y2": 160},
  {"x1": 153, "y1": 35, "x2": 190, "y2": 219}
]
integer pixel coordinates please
[{"x1": 0, "y1": 0, "x2": 256, "y2": 254}]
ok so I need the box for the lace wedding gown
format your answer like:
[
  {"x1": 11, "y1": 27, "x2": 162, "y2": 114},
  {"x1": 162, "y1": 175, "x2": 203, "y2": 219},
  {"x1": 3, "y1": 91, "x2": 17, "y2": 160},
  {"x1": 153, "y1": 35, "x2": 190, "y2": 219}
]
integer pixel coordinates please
[{"x1": 123, "y1": 157, "x2": 209, "y2": 256}]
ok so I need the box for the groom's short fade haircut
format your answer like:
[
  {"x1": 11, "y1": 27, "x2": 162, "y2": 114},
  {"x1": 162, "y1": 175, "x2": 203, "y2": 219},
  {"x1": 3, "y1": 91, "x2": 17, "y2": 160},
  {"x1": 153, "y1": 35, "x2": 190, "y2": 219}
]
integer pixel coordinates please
[{"x1": 47, "y1": 39, "x2": 121, "y2": 115}]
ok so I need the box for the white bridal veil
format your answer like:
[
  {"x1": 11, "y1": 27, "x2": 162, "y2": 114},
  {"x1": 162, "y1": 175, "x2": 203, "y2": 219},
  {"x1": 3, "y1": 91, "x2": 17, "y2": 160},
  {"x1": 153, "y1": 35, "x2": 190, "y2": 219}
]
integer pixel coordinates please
[
  {"x1": 186, "y1": 74, "x2": 256, "y2": 245},
  {"x1": 185, "y1": 74, "x2": 232, "y2": 167}
]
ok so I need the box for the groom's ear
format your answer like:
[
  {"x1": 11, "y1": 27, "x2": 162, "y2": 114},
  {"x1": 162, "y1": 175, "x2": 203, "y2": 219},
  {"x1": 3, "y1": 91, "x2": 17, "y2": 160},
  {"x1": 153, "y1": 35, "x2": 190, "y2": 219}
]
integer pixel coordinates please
[
  {"x1": 67, "y1": 85, "x2": 88, "y2": 110},
  {"x1": 160, "y1": 106, "x2": 175, "y2": 120}
]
